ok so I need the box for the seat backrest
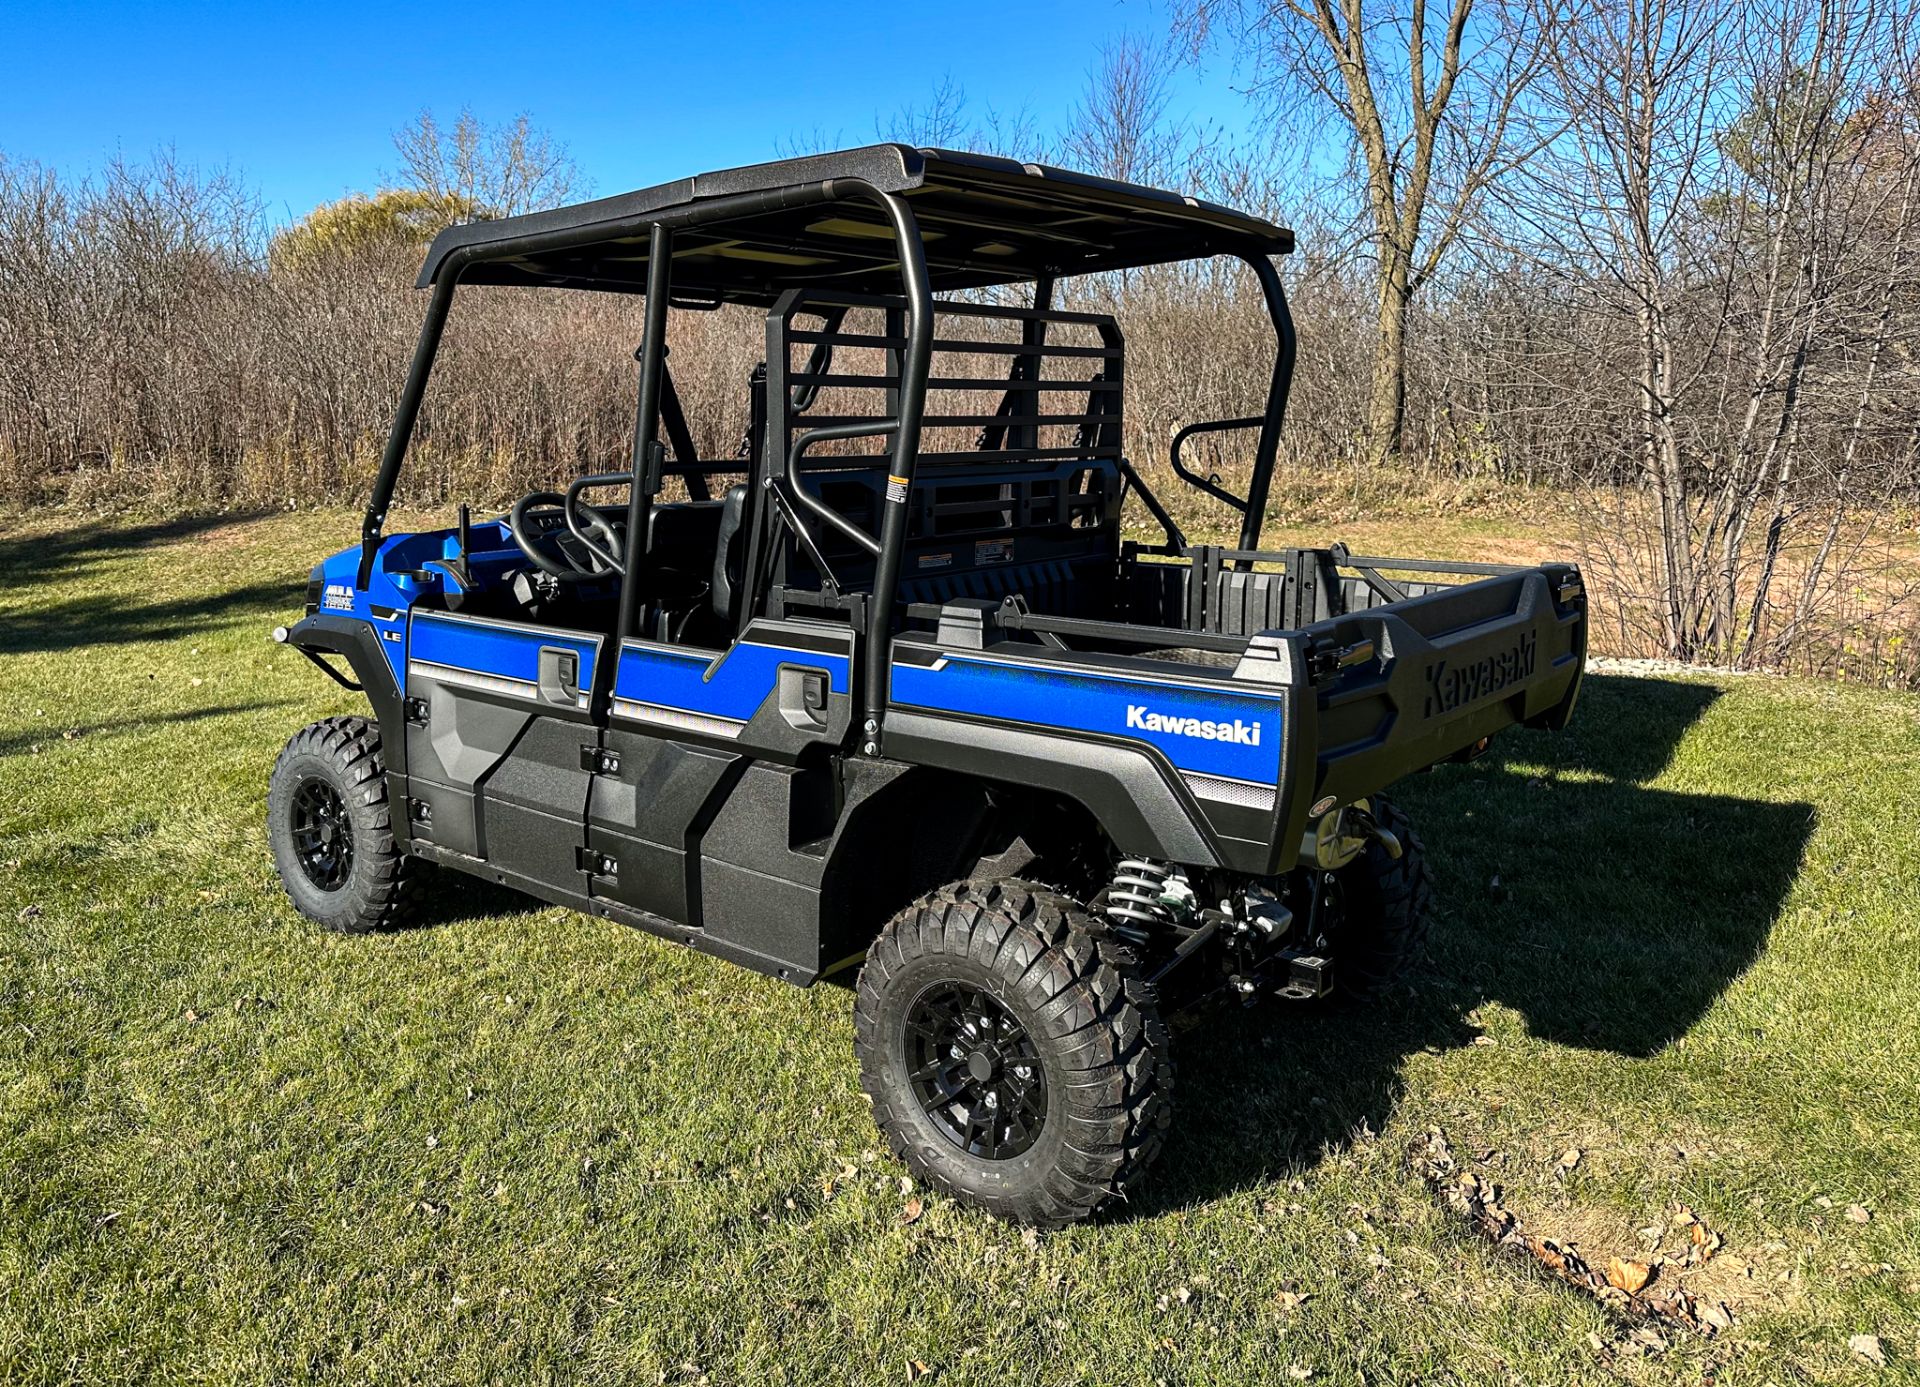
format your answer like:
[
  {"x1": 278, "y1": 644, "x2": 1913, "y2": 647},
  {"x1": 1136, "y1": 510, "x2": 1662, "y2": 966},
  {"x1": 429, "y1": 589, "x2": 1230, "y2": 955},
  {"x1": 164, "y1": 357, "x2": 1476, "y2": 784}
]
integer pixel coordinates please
[{"x1": 711, "y1": 483, "x2": 749, "y2": 623}]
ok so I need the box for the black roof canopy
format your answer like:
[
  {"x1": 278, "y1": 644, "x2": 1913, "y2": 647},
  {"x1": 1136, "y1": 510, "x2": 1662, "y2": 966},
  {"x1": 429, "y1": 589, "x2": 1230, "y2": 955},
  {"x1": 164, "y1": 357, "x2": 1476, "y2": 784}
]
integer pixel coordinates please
[{"x1": 416, "y1": 144, "x2": 1293, "y2": 304}]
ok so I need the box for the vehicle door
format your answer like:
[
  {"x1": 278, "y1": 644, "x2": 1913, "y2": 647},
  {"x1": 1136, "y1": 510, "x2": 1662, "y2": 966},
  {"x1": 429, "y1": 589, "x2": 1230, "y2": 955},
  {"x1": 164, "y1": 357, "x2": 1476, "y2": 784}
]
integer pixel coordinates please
[
  {"x1": 581, "y1": 616, "x2": 856, "y2": 955},
  {"x1": 402, "y1": 609, "x2": 604, "y2": 897}
]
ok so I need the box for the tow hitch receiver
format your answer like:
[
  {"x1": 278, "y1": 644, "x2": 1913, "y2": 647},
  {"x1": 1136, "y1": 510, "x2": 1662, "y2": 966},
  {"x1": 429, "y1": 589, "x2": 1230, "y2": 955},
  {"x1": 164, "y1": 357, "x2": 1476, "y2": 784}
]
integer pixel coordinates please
[{"x1": 1277, "y1": 952, "x2": 1333, "y2": 1000}]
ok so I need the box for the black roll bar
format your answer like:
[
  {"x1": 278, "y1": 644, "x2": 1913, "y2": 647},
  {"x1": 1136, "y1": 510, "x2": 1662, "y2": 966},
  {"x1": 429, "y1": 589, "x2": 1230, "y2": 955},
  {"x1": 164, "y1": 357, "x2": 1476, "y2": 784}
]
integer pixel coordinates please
[
  {"x1": 821, "y1": 182, "x2": 933, "y2": 737},
  {"x1": 1168, "y1": 417, "x2": 1261, "y2": 513},
  {"x1": 357, "y1": 272, "x2": 456, "y2": 587},
  {"x1": 1237, "y1": 252, "x2": 1295, "y2": 551},
  {"x1": 781, "y1": 420, "x2": 891, "y2": 558},
  {"x1": 1147, "y1": 252, "x2": 1296, "y2": 556},
  {"x1": 614, "y1": 222, "x2": 675, "y2": 647}
]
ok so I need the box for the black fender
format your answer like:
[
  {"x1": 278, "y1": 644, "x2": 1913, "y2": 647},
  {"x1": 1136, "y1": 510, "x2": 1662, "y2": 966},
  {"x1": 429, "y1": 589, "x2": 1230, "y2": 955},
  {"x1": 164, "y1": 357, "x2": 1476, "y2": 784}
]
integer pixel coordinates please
[
  {"x1": 883, "y1": 710, "x2": 1226, "y2": 868},
  {"x1": 284, "y1": 614, "x2": 411, "y2": 840}
]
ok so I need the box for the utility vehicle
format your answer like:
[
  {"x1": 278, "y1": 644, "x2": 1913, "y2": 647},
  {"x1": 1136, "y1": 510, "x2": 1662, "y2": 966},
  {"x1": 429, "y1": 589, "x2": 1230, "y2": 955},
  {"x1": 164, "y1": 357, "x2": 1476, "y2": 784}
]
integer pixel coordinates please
[{"x1": 269, "y1": 146, "x2": 1586, "y2": 1226}]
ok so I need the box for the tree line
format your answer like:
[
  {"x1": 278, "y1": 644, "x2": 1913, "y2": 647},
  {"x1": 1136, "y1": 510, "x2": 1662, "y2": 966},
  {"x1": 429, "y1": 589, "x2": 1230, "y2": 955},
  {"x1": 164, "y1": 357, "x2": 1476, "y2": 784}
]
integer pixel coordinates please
[{"x1": 1, "y1": 0, "x2": 1915, "y2": 682}]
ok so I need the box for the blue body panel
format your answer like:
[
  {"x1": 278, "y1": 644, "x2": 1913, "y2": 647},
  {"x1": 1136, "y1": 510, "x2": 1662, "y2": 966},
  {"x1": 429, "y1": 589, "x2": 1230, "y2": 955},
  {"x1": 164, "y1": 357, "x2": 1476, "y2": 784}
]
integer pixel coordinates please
[
  {"x1": 890, "y1": 653, "x2": 1285, "y2": 784},
  {"x1": 614, "y1": 638, "x2": 852, "y2": 723},
  {"x1": 310, "y1": 535, "x2": 448, "y2": 686},
  {"x1": 410, "y1": 611, "x2": 601, "y2": 689}
]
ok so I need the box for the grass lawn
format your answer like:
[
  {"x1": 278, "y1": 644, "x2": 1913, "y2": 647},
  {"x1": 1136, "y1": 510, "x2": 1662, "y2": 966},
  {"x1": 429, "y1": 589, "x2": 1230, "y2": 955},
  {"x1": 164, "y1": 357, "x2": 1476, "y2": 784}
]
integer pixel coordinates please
[{"x1": 2, "y1": 506, "x2": 1917, "y2": 1385}]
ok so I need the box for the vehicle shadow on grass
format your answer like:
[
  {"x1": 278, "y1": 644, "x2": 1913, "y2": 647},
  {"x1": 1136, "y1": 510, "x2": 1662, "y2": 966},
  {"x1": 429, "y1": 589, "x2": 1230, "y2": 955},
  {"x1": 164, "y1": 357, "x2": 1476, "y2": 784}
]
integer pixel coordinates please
[
  {"x1": 0, "y1": 510, "x2": 299, "y2": 656},
  {"x1": 1128, "y1": 673, "x2": 1815, "y2": 1219},
  {"x1": 0, "y1": 581, "x2": 300, "y2": 656},
  {"x1": 0, "y1": 701, "x2": 294, "y2": 759},
  {"x1": 0, "y1": 509, "x2": 277, "y2": 586}
]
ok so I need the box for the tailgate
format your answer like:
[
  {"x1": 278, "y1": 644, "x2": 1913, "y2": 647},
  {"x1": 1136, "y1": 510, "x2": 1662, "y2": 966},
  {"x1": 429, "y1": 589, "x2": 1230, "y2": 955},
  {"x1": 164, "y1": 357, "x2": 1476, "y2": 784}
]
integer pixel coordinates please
[{"x1": 1299, "y1": 563, "x2": 1586, "y2": 813}]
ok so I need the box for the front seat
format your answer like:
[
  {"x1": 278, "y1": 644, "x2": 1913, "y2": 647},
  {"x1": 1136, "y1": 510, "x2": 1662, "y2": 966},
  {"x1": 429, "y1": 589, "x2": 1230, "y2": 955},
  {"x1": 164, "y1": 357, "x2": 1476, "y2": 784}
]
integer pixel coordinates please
[{"x1": 711, "y1": 483, "x2": 749, "y2": 624}]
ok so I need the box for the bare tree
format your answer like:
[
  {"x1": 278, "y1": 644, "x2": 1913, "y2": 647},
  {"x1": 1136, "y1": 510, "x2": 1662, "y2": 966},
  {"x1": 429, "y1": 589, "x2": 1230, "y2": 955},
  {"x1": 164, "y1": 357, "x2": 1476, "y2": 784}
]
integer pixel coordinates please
[
  {"x1": 881, "y1": 75, "x2": 975, "y2": 147},
  {"x1": 1063, "y1": 37, "x2": 1187, "y2": 187},
  {"x1": 879, "y1": 76, "x2": 1049, "y2": 161},
  {"x1": 1501, "y1": 0, "x2": 1915, "y2": 664},
  {"x1": 391, "y1": 109, "x2": 582, "y2": 219},
  {"x1": 1189, "y1": 0, "x2": 1546, "y2": 463}
]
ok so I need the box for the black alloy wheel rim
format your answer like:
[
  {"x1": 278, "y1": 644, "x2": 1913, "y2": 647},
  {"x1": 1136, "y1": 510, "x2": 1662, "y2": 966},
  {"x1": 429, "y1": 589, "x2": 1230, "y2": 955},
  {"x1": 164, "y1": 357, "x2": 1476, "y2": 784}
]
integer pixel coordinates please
[
  {"x1": 904, "y1": 983, "x2": 1048, "y2": 1159},
  {"x1": 290, "y1": 778, "x2": 354, "y2": 891}
]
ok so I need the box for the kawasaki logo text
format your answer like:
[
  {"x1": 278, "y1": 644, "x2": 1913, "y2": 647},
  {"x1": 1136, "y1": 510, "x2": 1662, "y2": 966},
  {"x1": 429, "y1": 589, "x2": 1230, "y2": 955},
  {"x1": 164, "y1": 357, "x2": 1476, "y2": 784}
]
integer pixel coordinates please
[
  {"x1": 1125, "y1": 705, "x2": 1261, "y2": 746},
  {"x1": 1424, "y1": 632, "x2": 1537, "y2": 718}
]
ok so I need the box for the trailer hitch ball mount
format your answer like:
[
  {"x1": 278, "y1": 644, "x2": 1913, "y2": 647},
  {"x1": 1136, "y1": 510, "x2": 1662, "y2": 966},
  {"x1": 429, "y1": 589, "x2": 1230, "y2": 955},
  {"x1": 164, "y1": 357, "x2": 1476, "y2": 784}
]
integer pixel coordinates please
[{"x1": 1298, "y1": 797, "x2": 1402, "y2": 872}]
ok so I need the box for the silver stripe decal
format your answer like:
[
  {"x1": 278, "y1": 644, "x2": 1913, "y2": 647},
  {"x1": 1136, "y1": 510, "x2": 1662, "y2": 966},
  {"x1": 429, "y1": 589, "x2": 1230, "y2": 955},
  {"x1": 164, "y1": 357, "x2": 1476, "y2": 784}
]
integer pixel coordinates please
[
  {"x1": 611, "y1": 699, "x2": 746, "y2": 739},
  {"x1": 1181, "y1": 771, "x2": 1277, "y2": 812},
  {"x1": 898, "y1": 647, "x2": 1282, "y2": 700},
  {"x1": 409, "y1": 660, "x2": 539, "y2": 701},
  {"x1": 414, "y1": 610, "x2": 605, "y2": 648}
]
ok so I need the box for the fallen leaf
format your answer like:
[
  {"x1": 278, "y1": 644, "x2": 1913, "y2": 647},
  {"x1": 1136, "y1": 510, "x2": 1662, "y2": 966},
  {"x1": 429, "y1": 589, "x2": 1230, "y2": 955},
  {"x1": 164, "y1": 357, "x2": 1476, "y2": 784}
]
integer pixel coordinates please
[
  {"x1": 1847, "y1": 1204, "x2": 1872, "y2": 1224},
  {"x1": 1274, "y1": 1289, "x2": 1312, "y2": 1312},
  {"x1": 1849, "y1": 1334, "x2": 1886, "y2": 1367},
  {"x1": 1557, "y1": 1148, "x2": 1583, "y2": 1172},
  {"x1": 1471, "y1": 1035, "x2": 1497, "y2": 1047},
  {"x1": 901, "y1": 1197, "x2": 924, "y2": 1226},
  {"x1": 1286, "y1": 1366, "x2": 1314, "y2": 1380},
  {"x1": 906, "y1": 1360, "x2": 934, "y2": 1382},
  {"x1": 1628, "y1": 1327, "x2": 1669, "y2": 1355},
  {"x1": 1607, "y1": 1258, "x2": 1653, "y2": 1295}
]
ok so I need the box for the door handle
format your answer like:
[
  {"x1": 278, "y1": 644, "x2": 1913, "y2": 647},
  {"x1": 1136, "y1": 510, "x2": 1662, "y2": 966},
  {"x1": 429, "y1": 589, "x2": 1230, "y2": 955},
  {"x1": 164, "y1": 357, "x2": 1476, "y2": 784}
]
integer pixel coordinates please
[{"x1": 538, "y1": 646, "x2": 583, "y2": 708}]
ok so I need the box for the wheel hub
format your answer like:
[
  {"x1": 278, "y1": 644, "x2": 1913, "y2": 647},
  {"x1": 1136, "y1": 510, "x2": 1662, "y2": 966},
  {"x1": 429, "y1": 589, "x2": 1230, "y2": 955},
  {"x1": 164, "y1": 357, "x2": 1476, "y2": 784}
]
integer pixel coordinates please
[
  {"x1": 290, "y1": 778, "x2": 353, "y2": 891},
  {"x1": 904, "y1": 983, "x2": 1047, "y2": 1160}
]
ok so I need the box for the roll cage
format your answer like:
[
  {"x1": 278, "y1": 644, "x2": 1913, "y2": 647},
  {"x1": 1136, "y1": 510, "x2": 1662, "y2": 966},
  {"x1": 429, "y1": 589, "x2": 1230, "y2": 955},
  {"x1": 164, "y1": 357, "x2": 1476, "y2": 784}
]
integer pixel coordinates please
[{"x1": 357, "y1": 143, "x2": 1298, "y2": 738}]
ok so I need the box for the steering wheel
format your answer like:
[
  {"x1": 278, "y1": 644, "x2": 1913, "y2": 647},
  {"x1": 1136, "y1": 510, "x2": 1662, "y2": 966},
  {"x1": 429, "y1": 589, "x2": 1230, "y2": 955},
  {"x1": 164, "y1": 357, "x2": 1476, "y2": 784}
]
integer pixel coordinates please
[{"x1": 508, "y1": 490, "x2": 625, "y2": 582}]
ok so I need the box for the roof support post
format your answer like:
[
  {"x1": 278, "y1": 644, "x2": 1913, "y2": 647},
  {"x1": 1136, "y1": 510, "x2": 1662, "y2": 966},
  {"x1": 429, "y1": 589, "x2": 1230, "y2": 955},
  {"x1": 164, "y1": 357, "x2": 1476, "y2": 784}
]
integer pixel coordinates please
[
  {"x1": 1236, "y1": 252, "x2": 1296, "y2": 553},
  {"x1": 615, "y1": 222, "x2": 676, "y2": 647},
  {"x1": 358, "y1": 268, "x2": 459, "y2": 588},
  {"x1": 826, "y1": 181, "x2": 934, "y2": 746}
]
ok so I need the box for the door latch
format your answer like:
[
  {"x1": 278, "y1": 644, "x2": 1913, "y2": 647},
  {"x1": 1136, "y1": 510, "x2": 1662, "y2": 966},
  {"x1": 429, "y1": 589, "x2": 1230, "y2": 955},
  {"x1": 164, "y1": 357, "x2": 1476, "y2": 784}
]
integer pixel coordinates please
[
  {"x1": 579, "y1": 745, "x2": 620, "y2": 775},
  {"x1": 404, "y1": 697, "x2": 430, "y2": 725},
  {"x1": 575, "y1": 847, "x2": 619, "y2": 878}
]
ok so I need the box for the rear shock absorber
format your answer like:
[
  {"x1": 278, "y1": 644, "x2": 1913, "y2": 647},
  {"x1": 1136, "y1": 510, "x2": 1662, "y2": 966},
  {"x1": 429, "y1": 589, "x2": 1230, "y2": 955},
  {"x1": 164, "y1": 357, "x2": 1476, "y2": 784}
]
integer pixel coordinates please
[{"x1": 1105, "y1": 858, "x2": 1197, "y2": 944}]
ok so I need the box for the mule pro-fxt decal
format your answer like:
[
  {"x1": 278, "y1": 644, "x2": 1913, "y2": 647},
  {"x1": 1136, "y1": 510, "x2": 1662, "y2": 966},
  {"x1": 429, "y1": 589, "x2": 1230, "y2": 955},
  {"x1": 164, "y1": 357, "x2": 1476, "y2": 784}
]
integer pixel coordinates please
[{"x1": 889, "y1": 650, "x2": 1284, "y2": 786}]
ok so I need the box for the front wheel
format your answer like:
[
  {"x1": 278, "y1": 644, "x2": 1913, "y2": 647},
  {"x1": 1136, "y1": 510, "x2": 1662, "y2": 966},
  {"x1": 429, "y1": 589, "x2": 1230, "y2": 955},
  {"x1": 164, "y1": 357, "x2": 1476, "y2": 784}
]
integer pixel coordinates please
[
  {"x1": 267, "y1": 716, "x2": 420, "y2": 933},
  {"x1": 854, "y1": 879, "x2": 1172, "y2": 1227}
]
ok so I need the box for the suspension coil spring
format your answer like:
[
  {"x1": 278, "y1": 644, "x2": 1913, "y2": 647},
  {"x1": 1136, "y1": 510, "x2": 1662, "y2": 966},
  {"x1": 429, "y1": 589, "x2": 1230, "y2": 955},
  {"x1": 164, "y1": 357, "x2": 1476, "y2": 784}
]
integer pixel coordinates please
[{"x1": 1106, "y1": 858, "x2": 1190, "y2": 942}]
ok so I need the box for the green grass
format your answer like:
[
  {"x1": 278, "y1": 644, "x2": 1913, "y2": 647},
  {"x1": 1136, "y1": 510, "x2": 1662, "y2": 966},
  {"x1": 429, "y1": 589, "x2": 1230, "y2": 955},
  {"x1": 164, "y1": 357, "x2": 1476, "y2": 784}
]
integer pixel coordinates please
[{"x1": 2, "y1": 507, "x2": 1918, "y2": 1386}]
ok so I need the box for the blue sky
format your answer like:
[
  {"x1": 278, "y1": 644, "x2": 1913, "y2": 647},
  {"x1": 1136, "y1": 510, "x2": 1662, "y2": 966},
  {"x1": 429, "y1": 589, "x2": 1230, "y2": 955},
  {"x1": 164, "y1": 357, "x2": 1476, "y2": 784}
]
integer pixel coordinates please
[{"x1": 4, "y1": 0, "x2": 1257, "y2": 226}]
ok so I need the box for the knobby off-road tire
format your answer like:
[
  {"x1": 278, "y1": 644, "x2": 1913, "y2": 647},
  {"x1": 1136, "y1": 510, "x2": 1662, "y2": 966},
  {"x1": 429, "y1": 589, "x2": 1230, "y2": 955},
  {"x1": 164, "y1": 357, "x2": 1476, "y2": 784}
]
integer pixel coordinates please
[
  {"x1": 267, "y1": 716, "x2": 420, "y2": 933},
  {"x1": 1332, "y1": 795, "x2": 1432, "y2": 998},
  {"x1": 854, "y1": 879, "x2": 1172, "y2": 1227}
]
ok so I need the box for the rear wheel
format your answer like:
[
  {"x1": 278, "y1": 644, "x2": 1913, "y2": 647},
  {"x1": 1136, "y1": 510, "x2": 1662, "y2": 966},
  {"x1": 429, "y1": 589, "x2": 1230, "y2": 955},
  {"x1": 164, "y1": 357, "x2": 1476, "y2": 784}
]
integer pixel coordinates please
[
  {"x1": 267, "y1": 716, "x2": 419, "y2": 933},
  {"x1": 1327, "y1": 795, "x2": 1432, "y2": 997},
  {"x1": 854, "y1": 879, "x2": 1171, "y2": 1226}
]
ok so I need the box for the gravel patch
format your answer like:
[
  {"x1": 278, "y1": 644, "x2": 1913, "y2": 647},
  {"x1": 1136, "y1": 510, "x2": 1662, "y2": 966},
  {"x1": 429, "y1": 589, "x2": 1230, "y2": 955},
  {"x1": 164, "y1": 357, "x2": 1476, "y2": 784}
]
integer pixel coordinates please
[{"x1": 1584, "y1": 655, "x2": 1758, "y2": 679}]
